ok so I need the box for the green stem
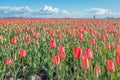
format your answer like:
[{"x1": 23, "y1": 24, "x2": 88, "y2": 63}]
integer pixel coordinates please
[
  {"x1": 110, "y1": 73, "x2": 112, "y2": 80},
  {"x1": 56, "y1": 66, "x2": 60, "y2": 80},
  {"x1": 77, "y1": 60, "x2": 79, "y2": 79},
  {"x1": 84, "y1": 70, "x2": 86, "y2": 80},
  {"x1": 22, "y1": 58, "x2": 24, "y2": 76},
  {"x1": 94, "y1": 73, "x2": 98, "y2": 80}
]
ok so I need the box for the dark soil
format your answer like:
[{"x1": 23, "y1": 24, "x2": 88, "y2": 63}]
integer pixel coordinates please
[{"x1": 5, "y1": 69, "x2": 50, "y2": 80}]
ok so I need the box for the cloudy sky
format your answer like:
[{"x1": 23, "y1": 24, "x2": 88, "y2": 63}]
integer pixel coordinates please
[{"x1": 0, "y1": 0, "x2": 120, "y2": 18}]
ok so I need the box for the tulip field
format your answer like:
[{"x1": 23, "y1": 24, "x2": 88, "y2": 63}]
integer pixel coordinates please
[{"x1": 0, "y1": 18, "x2": 120, "y2": 80}]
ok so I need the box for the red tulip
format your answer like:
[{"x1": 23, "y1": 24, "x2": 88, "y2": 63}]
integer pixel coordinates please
[
  {"x1": 58, "y1": 51, "x2": 66, "y2": 59},
  {"x1": 11, "y1": 37, "x2": 17, "y2": 44},
  {"x1": 58, "y1": 46, "x2": 65, "y2": 52},
  {"x1": 94, "y1": 66, "x2": 101, "y2": 76},
  {"x1": 50, "y1": 31, "x2": 55, "y2": 37},
  {"x1": 29, "y1": 27, "x2": 34, "y2": 34},
  {"x1": 106, "y1": 43, "x2": 111, "y2": 50},
  {"x1": 84, "y1": 48, "x2": 93, "y2": 60},
  {"x1": 116, "y1": 55, "x2": 120, "y2": 66},
  {"x1": 34, "y1": 33, "x2": 39, "y2": 39},
  {"x1": 91, "y1": 32, "x2": 95, "y2": 37},
  {"x1": 81, "y1": 37, "x2": 85, "y2": 42},
  {"x1": 52, "y1": 55, "x2": 60, "y2": 66},
  {"x1": 73, "y1": 47, "x2": 82, "y2": 59},
  {"x1": 102, "y1": 34, "x2": 108, "y2": 42},
  {"x1": 18, "y1": 27, "x2": 22, "y2": 34},
  {"x1": 81, "y1": 57, "x2": 89, "y2": 70},
  {"x1": 5, "y1": 58, "x2": 12, "y2": 66},
  {"x1": 106, "y1": 60, "x2": 115, "y2": 73},
  {"x1": 90, "y1": 38, "x2": 95, "y2": 45},
  {"x1": 78, "y1": 33, "x2": 83, "y2": 40},
  {"x1": 79, "y1": 27, "x2": 84, "y2": 33},
  {"x1": 19, "y1": 50, "x2": 26, "y2": 58},
  {"x1": 84, "y1": 25, "x2": 87, "y2": 30},
  {"x1": 56, "y1": 29, "x2": 59, "y2": 33},
  {"x1": 116, "y1": 45, "x2": 120, "y2": 55},
  {"x1": 115, "y1": 33, "x2": 120, "y2": 41},
  {"x1": 97, "y1": 32, "x2": 101, "y2": 38},
  {"x1": 49, "y1": 40, "x2": 56, "y2": 49},
  {"x1": 26, "y1": 36, "x2": 31, "y2": 45},
  {"x1": 57, "y1": 34, "x2": 62, "y2": 39}
]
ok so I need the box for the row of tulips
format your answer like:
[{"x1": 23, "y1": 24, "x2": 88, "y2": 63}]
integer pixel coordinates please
[
  {"x1": 0, "y1": 18, "x2": 120, "y2": 80},
  {"x1": 52, "y1": 40, "x2": 120, "y2": 80}
]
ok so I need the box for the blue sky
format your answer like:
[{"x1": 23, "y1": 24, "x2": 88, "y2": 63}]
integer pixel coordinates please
[{"x1": 0, "y1": 0, "x2": 120, "y2": 18}]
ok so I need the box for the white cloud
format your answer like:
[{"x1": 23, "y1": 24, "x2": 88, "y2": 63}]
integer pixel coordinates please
[
  {"x1": 109, "y1": 11, "x2": 120, "y2": 16},
  {"x1": 86, "y1": 8, "x2": 120, "y2": 18},
  {"x1": 87, "y1": 8, "x2": 109, "y2": 15},
  {"x1": 0, "y1": 6, "x2": 120, "y2": 18},
  {"x1": 0, "y1": 5, "x2": 68, "y2": 17},
  {"x1": 42, "y1": 5, "x2": 59, "y2": 14},
  {"x1": 0, "y1": 6, "x2": 32, "y2": 14},
  {"x1": 61, "y1": 10, "x2": 68, "y2": 14}
]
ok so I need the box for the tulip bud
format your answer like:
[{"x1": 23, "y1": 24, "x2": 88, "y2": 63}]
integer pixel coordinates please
[
  {"x1": 116, "y1": 55, "x2": 120, "y2": 66},
  {"x1": 106, "y1": 60, "x2": 115, "y2": 73},
  {"x1": 58, "y1": 51, "x2": 66, "y2": 59},
  {"x1": 94, "y1": 66, "x2": 101, "y2": 78},
  {"x1": 73, "y1": 47, "x2": 82, "y2": 59},
  {"x1": 19, "y1": 50, "x2": 26, "y2": 58},
  {"x1": 5, "y1": 58, "x2": 12, "y2": 66},
  {"x1": 81, "y1": 57, "x2": 89, "y2": 70},
  {"x1": 49, "y1": 40, "x2": 56, "y2": 49},
  {"x1": 52, "y1": 55, "x2": 60, "y2": 66},
  {"x1": 84, "y1": 48, "x2": 93, "y2": 60}
]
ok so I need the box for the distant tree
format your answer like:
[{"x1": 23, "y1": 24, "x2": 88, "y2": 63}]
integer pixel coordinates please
[{"x1": 93, "y1": 15, "x2": 96, "y2": 19}]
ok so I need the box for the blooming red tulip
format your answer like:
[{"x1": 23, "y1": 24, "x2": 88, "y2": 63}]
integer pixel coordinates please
[
  {"x1": 52, "y1": 55, "x2": 60, "y2": 66},
  {"x1": 106, "y1": 60, "x2": 115, "y2": 73},
  {"x1": 19, "y1": 50, "x2": 26, "y2": 58},
  {"x1": 81, "y1": 57, "x2": 89, "y2": 70},
  {"x1": 26, "y1": 36, "x2": 31, "y2": 45},
  {"x1": 58, "y1": 51, "x2": 66, "y2": 59},
  {"x1": 11, "y1": 37, "x2": 17, "y2": 44},
  {"x1": 5, "y1": 58, "x2": 12, "y2": 66},
  {"x1": 73, "y1": 47, "x2": 82, "y2": 59},
  {"x1": 94, "y1": 66, "x2": 101, "y2": 76},
  {"x1": 49, "y1": 40, "x2": 56, "y2": 48},
  {"x1": 116, "y1": 55, "x2": 120, "y2": 66},
  {"x1": 58, "y1": 46, "x2": 65, "y2": 52},
  {"x1": 84, "y1": 48, "x2": 93, "y2": 60}
]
